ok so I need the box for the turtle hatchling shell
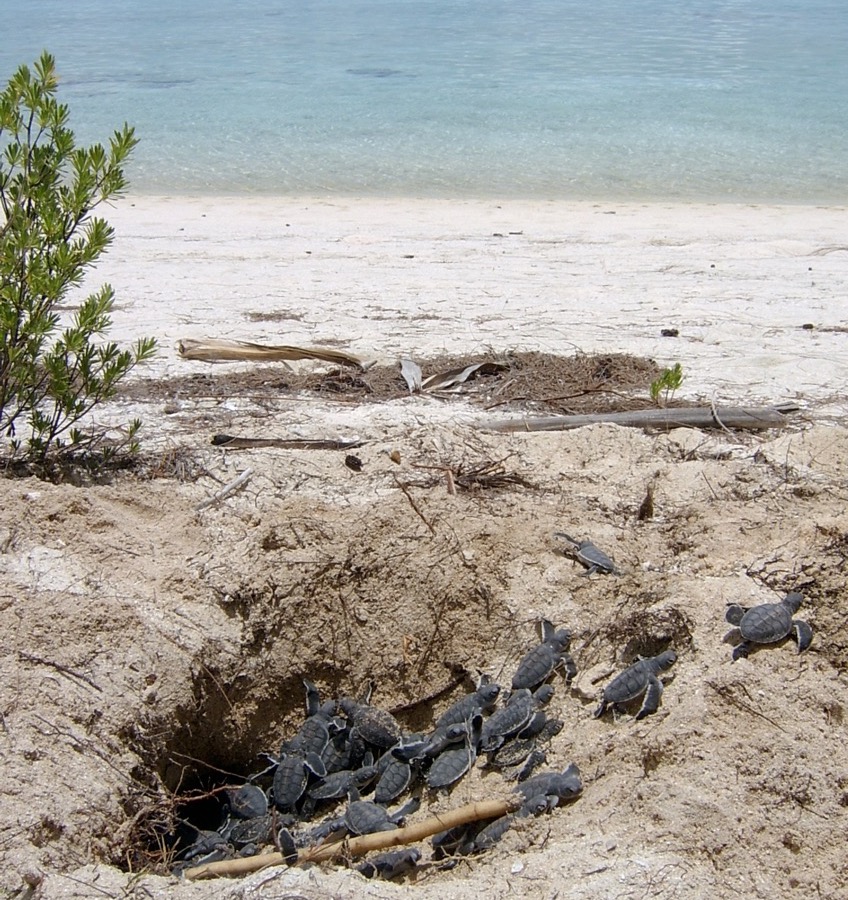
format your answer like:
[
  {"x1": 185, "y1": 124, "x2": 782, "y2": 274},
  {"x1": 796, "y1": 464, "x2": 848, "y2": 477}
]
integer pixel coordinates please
[
  {"x1": 512, "y1": 643, "x2": 558, "y2": 691},
  {"x1": 426, "y1": 744, "x2": 475, "y2": 789},
  {"x1": 225, "y1": 783, "x2": 268, "y2": 819},
  {"x1": 739, "y1": 602, "x2": 794, "y2": 644},
  {"x1": 603, "y1": 662, "x2": 651, "y2": 704},
  {"x1": 360, "y1": 708, "x2": 402, "y2": 747},
  {"x1": 345, "y1": 800, "x2": 396, "y2": 835},
  {"x1": 374, "y1": 755, "x2": 414, "y2": 803},
  {"x1": 481, "y1": 690, "x2": 535, "y2": 748},
  {"x1": 341, "y1": 699, "x2": 403, "y2": 749},
  {"x1": 228, "y1": 815, "x2": 272, "y2": 849},
  {"x1": 578, "y1": 542, "x2": 616, "y2": 570}
]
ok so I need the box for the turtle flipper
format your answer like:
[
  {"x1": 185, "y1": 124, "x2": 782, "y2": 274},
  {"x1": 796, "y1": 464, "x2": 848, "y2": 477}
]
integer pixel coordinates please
[
  {"x1": 580, "y1": 565, "x2": 598, "y2": 577},
  {"x1": 731, "y1": 640, "x2": 751, "y2": 662},
  {"x1": 392, "y1": 740, "x2": 429, "y2": 763},
  {"x1": 303, "y1": 679, "x2": 321, "y2": 717},
  {"x1": 539, "y1": 617, "x2": 556, "y2": 642},
  {"x1": 304, "y1": 751, "x2": 326, "y2": 777},
  {"x1": 635, "y1": 675, "x2": 664, "y2": 720},
  {"x1": 560, "y1": 652, "x2": 578, "y2": 683},
  {"x1": 793, "y1": 620, "x2": 813, "y2": 653},
  {"x1": 592, "y1": 698, "x2": 608, "y2": 719},
  {"x1": 277, "y1": 827, "x2": 299, "y2": 865}
]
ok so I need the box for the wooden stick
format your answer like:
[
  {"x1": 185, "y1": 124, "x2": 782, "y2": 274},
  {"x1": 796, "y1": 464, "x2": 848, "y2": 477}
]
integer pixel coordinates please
[
  {"x1": 194, "y1": 468, "x2": 253, "y2": 511},
  {"x1": 177, "y1": 338, "x2": 367, "y2": 370},
  {"x1": 482, "y1": 404, "x2": 797, "y2": 434},
  {"x1": 210, "y1": 435, "x2": 362, "y2": 451},
  {"x1": 183, "y1": 797, "x2": 517, "y2": 881},
  {"x1": 301, "y1": 798, "x2": 516, "y2": 863}
]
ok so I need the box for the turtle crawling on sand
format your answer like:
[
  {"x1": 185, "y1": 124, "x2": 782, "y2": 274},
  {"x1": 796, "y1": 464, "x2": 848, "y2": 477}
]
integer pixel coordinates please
[
  {"x1": 555, "y1": 532, "x2": 620, "y2": 576},
  {"x1": 594, "y1": 650, "x2": 677, "y2": 720},
  {"x1": 725, "y1": 592, "x2": 813, "y2": 661},
  {"x1": 511, "y1": 618, "x2": 576, "y2": 690}
]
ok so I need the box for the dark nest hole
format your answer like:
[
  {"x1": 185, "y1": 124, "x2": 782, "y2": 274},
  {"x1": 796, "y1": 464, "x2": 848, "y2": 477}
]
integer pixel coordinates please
[
  {"x1": 579, "y1": 606, "x2": 695, "y2": 673},
  {"x1": 123, "y1": 660, "x2": 490, "y2": 875},
  {"x1": 117, "y1": 350, "x2": 667, "y2": 416},
  {"x1": 122, "y1": 587, "x2": 509, "y2": 873}
]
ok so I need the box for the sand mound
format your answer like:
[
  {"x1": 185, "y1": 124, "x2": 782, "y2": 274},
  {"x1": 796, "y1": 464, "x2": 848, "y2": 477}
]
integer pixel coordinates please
[{"x1": 2, "y1": 366, "x2": 847, "y2": 898}]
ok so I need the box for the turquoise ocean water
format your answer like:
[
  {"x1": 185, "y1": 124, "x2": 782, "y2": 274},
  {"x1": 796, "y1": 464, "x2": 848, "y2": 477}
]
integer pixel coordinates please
[{"x1": 1, "y1": 0, "x2": 847, "y2": 201}]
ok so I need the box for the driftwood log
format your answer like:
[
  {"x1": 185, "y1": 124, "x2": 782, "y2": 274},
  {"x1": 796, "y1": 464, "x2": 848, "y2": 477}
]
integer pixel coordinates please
[
  {"x1": 210, "y1": 435, "x2": 363, "y2": 451},
  {"x1": 182, "y1": 797, "x2": 518, "y2": 881},
  {"x1": 177, "y1": 338, "x2": 368, "y2": 370},
  {"x1": 483, "y1": 403, "x2": 799, "y2": 434}
]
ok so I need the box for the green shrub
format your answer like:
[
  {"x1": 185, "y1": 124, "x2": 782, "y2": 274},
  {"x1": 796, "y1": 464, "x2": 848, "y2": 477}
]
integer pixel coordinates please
[{"x1": 0, "y1": 52, "x2": 156, "y2": 467}]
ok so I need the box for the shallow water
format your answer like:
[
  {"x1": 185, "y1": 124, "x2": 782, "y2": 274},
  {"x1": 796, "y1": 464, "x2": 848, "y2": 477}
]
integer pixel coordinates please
[{"x1": 3, "y1": 0, "x2": 847, "y2": 201}]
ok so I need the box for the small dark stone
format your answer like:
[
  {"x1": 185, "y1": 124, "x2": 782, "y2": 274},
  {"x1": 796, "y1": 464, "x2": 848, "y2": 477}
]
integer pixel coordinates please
[
  {"x1": 637, "y1": 484, "x2": 654, "y2": 521},
  {"x1": 660, "y1": 328, "x2": 679, "y2": 337},
  {"x1": 345, "y1": 454, "x2": 363, "y2": 472},
  {"x1": 801, "y1": 323, "x2": 815, "y2": 330}
]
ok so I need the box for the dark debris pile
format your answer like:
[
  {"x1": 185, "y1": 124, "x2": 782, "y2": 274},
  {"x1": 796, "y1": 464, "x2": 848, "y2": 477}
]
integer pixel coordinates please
[{"x1": 117, "y1": 350, "x2": 664, "y2": 417}]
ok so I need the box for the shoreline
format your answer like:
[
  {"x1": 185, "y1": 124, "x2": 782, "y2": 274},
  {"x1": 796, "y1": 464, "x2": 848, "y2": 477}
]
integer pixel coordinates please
[
  {"x1": 87, "y1": 195, "x2": 848, "y2": 417},
  {"x1": 122, "y1": 185, "x2": 848, "y2": 208}
]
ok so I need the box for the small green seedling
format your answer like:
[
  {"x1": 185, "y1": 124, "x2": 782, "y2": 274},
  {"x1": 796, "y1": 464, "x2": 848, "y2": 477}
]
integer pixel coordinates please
[{"x1": 650, "y1": 363, "x2": 684, "y2": 407}]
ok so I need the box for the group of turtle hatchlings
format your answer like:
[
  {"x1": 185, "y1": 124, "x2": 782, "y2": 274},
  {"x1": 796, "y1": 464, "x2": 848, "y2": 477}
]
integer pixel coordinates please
[{"x1": 172, "y1": 534, "x2": 813, "y2": 880}]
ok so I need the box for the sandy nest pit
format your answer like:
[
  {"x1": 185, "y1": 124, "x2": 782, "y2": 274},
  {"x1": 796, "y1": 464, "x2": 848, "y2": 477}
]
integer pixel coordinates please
[{"x1": 1, "y1": 350, "x2": 847, "y2": 900}]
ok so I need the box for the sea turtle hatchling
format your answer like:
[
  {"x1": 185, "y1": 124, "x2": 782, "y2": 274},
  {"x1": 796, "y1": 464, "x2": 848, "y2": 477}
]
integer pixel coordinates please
[
  {"x1": 374, "y1": 750, "x2": 417, "y2": 804},
  {"x1": 392, "y1": 721, "x2": 470, "y2": 762},
  {"x1": 357, "y1": 847, "x2": 421, "y2": 880},
  {"x1": 516, "y1": 762, "x2": 584, "y2": 810},
  {"x1": 224, "y1": 814, "x2": 273, "y2": 852},
  {"x1": 344, "y1": 793, "x2": 420, "y2": 836},
  {"x1": 461, "y1": 793, "x2": 555, "y2": 856},
  {"x1": 593, "y1": 650, "x2": 677, "y2": 720},
  {"x1": 480, "y1": 685, "x2": 554, "y2": 753},
  {"x1": 725, "y1": 592, "x2": 813, "y2": 661},
  {"x1": 485, "y1": 716, "x2": 563, "y2": 777},
  {"x1": 307, "y1": 761, "x2": 379, "y2": 802},
  {"x1": 426, "y1": 713, "x2": 483, "y2": 790},
  {"x1": 435, "y1": 678, "x2": 501, "y2": 729},
  {"x1": 224, "y1": 783, "x2": 268, "y2": 820},
  {"x1": 511, "y1": 618, "x2": 576, "y2": 690},
  {"x1": 555, "y1": 532, "x2": 621, "y2": 576},
  {"x1": 339, "y1": 688, "x2": 403, "y2": 750},
  {"x1": 272, "y1": 751, "x2": 326, "y2": 812}
]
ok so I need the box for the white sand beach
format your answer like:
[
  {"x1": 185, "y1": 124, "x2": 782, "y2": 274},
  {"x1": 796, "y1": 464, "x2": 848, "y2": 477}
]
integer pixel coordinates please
[{"x1": 97, "y1": 196, "x2": 848, "y2": 415}]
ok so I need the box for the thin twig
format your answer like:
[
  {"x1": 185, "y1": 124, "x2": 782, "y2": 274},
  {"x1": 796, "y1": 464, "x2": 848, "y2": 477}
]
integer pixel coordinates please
[
  {"x1": 701, "y1": 471, "x2": 720, "y2": 501},
  {"x1": 393, "y1": 475, "x2": 436, "y2": 534},
  {"x1": 18, "y1": 651, "x2": 102, "y2": 692},
  {"x1": 706, "y1": 681, "x2": 787, "y2": 732},
  {"x1": 195, "y1": 468, "x2": 253, "y2": 511},
  {"x1": 709, "y1": 398, "x2": 736, "y2": 437}
]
